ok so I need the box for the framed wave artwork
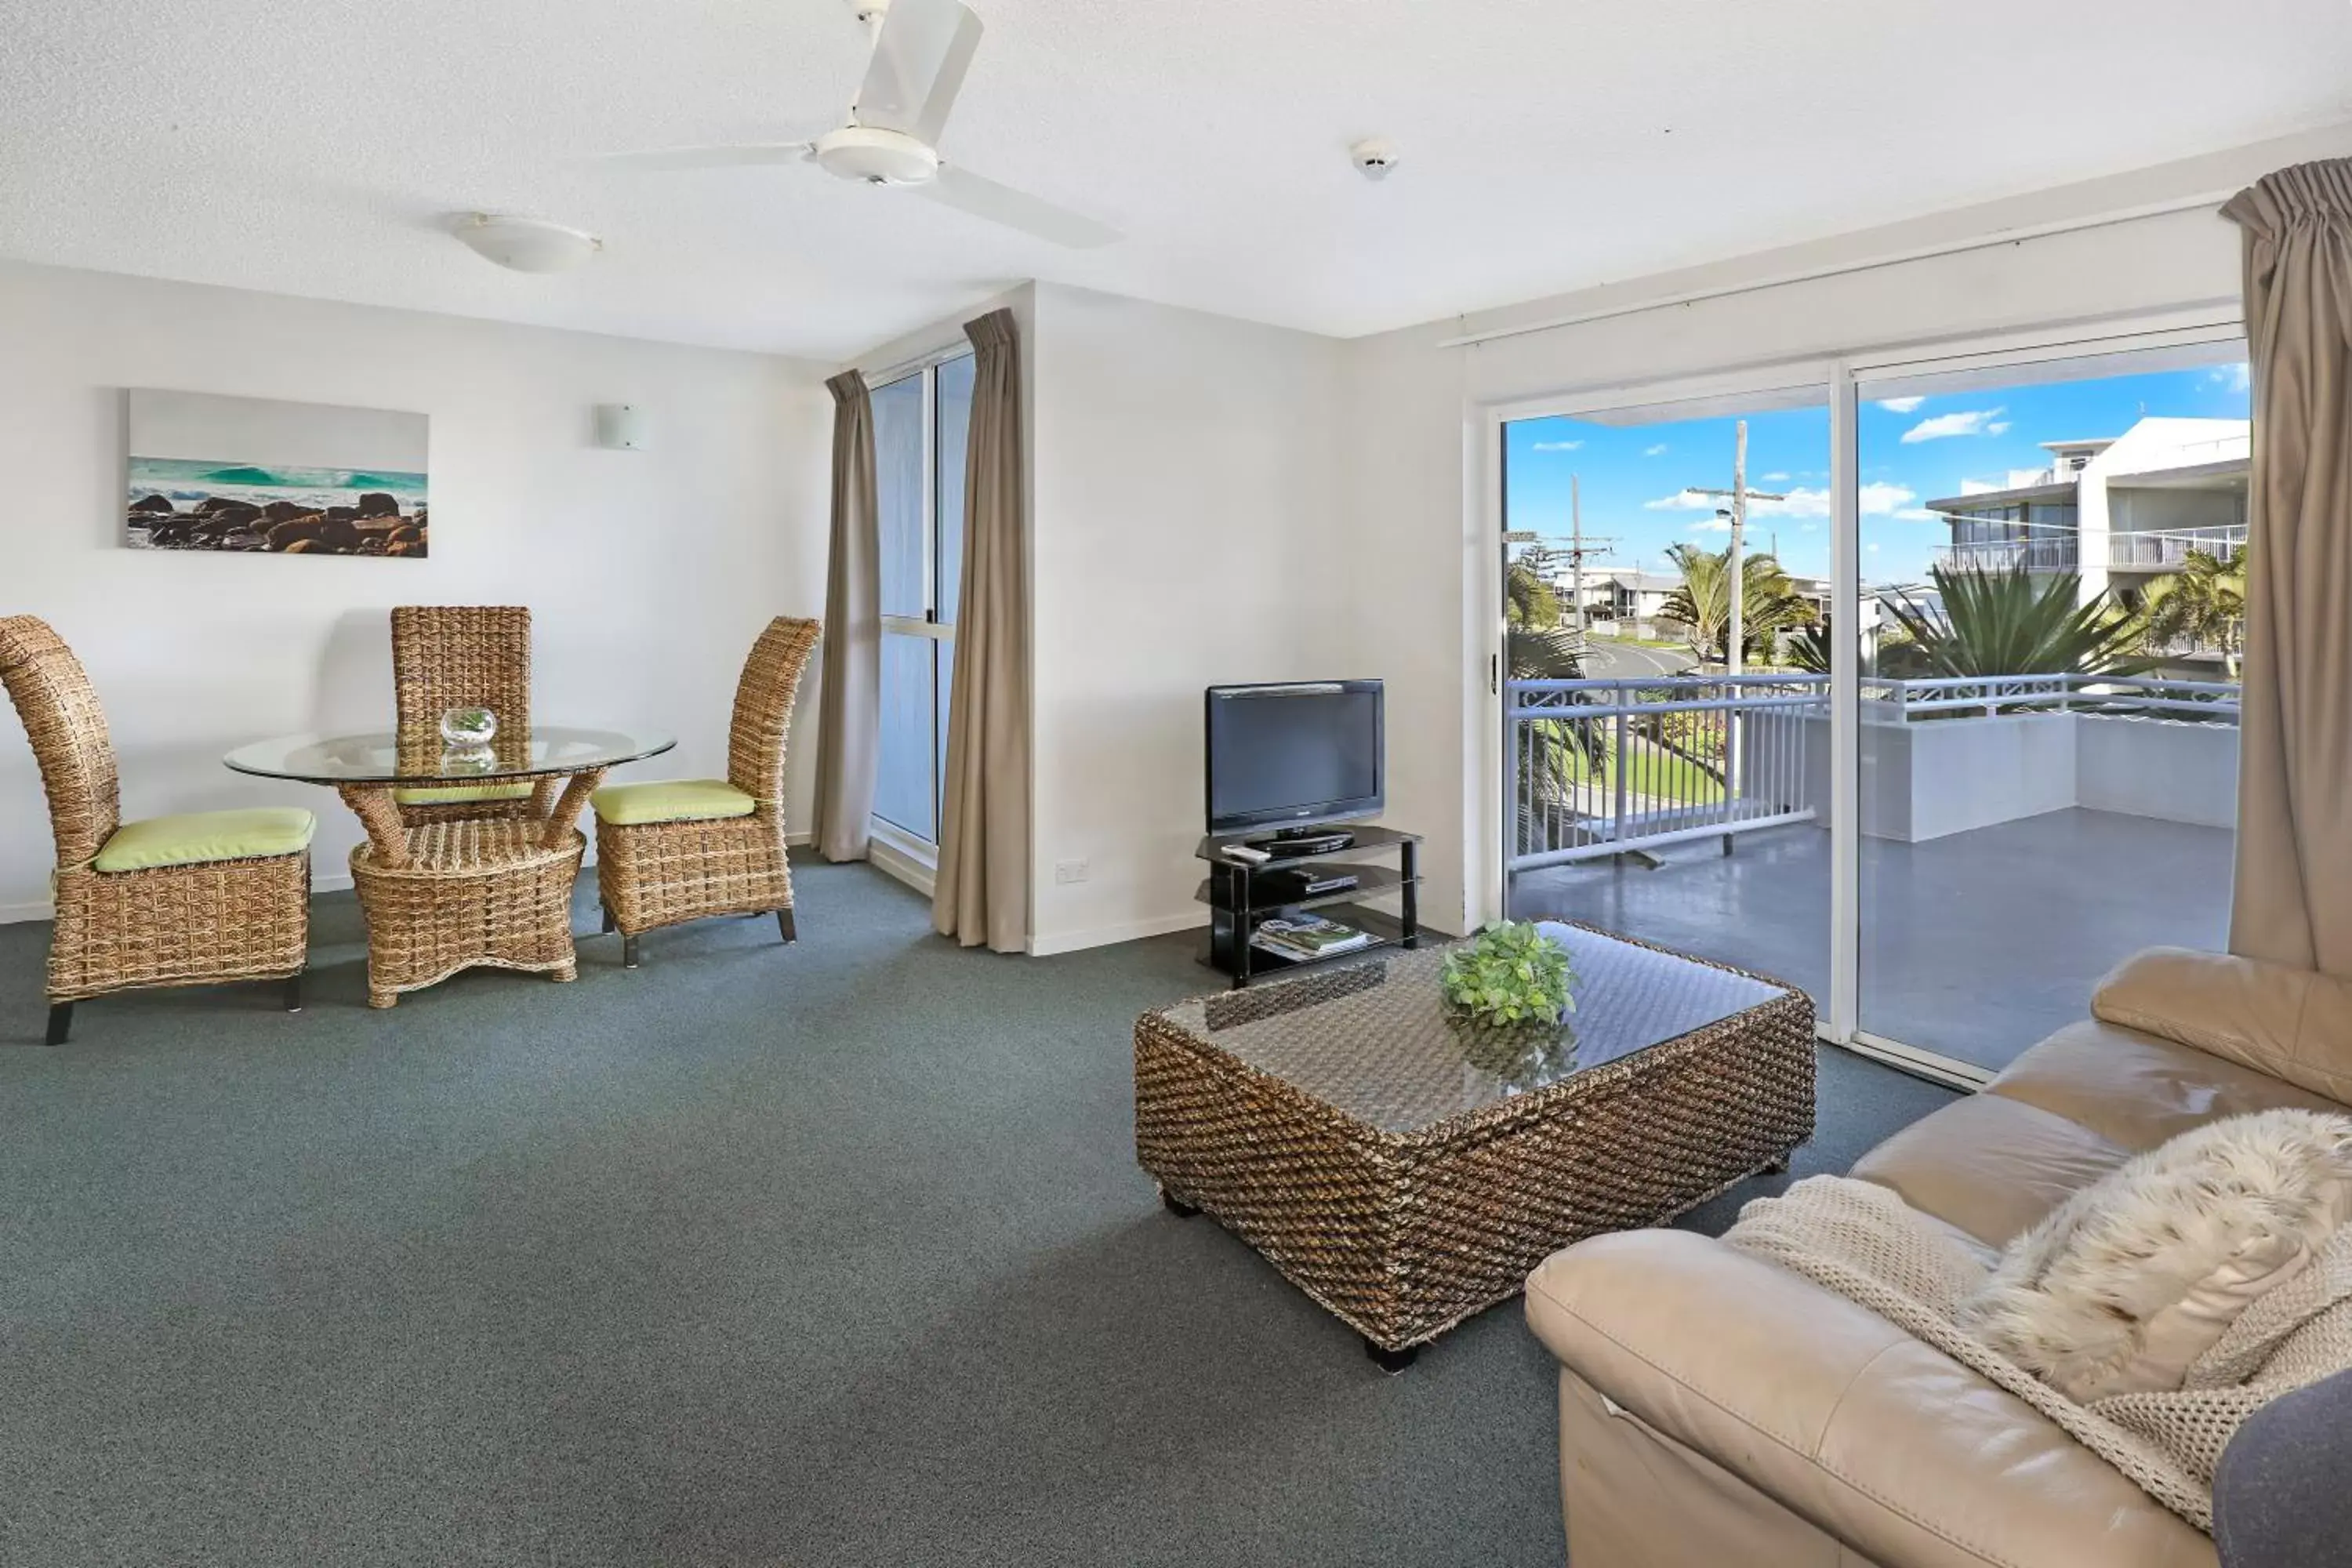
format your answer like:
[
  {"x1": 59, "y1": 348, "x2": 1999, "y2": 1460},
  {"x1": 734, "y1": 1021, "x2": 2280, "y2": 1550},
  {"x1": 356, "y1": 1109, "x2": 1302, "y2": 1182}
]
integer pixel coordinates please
[{"x1": 125, "y1": 389, "x2": 430, "y2": 559}]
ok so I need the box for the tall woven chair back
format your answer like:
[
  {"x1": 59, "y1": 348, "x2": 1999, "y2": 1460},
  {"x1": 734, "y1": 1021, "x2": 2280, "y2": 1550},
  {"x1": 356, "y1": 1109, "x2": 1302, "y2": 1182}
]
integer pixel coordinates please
[
  {"x1": 0, "y1": 615, "x2": 122, "y2": 869},
  {"x1": 725, "y1": 617, "x2": 822, "y2": 806},
  {"x1": 391, "y1": 606, "x2": 532, "y2": 730}
]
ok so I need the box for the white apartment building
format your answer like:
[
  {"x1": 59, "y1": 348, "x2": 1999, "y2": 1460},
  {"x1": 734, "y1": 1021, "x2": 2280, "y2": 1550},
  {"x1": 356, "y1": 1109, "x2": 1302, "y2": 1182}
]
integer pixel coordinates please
[{"x1": 1927, "y1": 416, "x2": 2250, "y2": 603}]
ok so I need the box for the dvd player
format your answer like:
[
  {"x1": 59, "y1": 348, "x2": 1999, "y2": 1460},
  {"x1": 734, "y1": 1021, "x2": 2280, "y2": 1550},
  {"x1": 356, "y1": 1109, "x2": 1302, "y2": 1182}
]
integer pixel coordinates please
[{"x1": 1254, "y1": 867, "x2": 1360, "y2": 902}]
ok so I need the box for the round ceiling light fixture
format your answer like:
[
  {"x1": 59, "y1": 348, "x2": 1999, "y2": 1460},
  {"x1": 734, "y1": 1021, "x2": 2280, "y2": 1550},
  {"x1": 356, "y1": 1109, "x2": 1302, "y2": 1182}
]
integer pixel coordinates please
[
  {"x1": 452, "y1": 213, "x2": 604, "y2": 273},
  {"x1": 811, "y1": 125, "x2": 940, "y2": 187}
]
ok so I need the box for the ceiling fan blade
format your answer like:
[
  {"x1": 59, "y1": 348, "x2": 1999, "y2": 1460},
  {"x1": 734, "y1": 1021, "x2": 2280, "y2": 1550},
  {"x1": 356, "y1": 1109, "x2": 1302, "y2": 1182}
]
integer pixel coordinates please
[
  {"x1": 601, "y1": 143, "x2": 813, "y2": 172},
  {"x1": 855, "y1": 0, "x2": 983, "y2": 145},
  {"x1": 920, "y1": 164, "x2": 1120, "y2": 249}
]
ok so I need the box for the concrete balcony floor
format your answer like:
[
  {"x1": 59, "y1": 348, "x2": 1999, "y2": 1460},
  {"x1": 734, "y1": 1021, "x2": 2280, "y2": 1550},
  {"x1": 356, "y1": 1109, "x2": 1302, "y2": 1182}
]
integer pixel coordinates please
[{"x1": 1508, "y1": 807, "x2": 2234, "y2": 1074}]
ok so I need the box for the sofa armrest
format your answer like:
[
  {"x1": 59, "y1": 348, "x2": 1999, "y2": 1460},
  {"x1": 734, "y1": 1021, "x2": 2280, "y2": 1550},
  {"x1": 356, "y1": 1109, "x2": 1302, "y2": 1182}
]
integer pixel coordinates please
[
  {"x1": 1526, "y1": 1231, "x2": 2212, "y2": 1568},
  {"x1": 2092, "y1": 947, "x2": 2352, "y2": 1105}
]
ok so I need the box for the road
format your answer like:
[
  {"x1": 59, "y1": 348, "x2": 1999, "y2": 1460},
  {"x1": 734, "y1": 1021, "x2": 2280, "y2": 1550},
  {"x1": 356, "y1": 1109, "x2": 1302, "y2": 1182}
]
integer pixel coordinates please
[{"x1": 1577, "y1": 637, "x2": 1697, "y2": 681}]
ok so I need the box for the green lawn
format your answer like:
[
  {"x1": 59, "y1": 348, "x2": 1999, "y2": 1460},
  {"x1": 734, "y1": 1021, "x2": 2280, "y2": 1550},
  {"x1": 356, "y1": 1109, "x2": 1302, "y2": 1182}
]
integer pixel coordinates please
[{"x1": 1553, "y1": 728, "x2": 1724, "y2": 803}]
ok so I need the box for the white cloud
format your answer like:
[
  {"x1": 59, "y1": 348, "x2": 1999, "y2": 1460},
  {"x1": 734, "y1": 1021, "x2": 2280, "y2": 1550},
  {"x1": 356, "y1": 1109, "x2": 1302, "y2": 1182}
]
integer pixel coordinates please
[
  {"x1": 1901, "y1": 408, "x2": 2006, "y2": 444},
  {"x1": 1867, "y1": 543, "x2": 1881, "y2": 553},
  {"x1": 1646, "y1": 488, "x2": 1713, "y2": 512},
  {"x1": 1643, "y1": 443, "x2": 1668, "y2": 456},
  {"x1": 1688, "y1": 517, "x2": 1730, "y2": 534},
  {"x1": 1530, "y1": 439, "x2": 1584, "y2": 452},
  {"x1": 1987, "y1": 421, "x2": 2013, "y2": 436},
  {"x1": 2209, "y1": 364, "x2": 2252, "y2": 394},
  {"x1": 1644, "y1": 481, "x2": 1921, "y2": 519},
  {"x1": 1858, "y1": 483, "x2": 1920, "y2": 517},
  {"x1": 1877, "y1": 397, "x2": 1926, "y2": 414},
  {"x1": 1762, "y1": 472, "x2": 1791, "y2": 482},
  {"x1": 1799, "y1": 522, "x2": 1820, "y2": 532}
]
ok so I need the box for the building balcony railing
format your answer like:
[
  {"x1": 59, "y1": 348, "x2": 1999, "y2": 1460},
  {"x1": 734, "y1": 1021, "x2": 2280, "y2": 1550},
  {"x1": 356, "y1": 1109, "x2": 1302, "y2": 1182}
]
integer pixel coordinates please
[
  {"x1": 1933, "y1": 539, "x2": 2079, "y2": 573},
  {"x1": 2107, "y1": 525, "x2": 2248, "y2": 570}
]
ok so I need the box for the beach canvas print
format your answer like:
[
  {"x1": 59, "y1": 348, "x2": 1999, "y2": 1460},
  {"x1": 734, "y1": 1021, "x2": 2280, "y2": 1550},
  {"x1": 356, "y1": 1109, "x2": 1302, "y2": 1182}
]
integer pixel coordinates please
[{"x1": 125, "y1": 390, "x2": 429, "y2": 557}]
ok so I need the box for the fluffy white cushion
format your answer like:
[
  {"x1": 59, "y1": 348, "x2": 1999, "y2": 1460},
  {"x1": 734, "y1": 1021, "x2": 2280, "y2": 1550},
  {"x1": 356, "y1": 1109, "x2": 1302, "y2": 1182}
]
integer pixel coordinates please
[{"x1": 1958, "y1": 1109, "x2": 2352, "y2": 1402}]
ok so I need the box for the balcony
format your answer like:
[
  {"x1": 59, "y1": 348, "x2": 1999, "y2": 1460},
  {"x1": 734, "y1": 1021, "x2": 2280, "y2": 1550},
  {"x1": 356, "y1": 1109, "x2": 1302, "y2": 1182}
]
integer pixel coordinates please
[
  {"x1": 1506, "y1": 675, "x2": 2239, "y2": 1073},
  {"x1": 2107, "y1": 524, "x2": 2248, "y2": 571},
  {"x1": 1932, "y1": 537, "x2": 2079, "y2": 573}
]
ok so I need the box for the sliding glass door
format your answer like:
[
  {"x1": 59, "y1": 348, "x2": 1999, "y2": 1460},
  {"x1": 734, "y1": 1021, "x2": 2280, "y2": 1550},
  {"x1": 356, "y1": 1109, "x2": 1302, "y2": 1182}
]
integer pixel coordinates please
[
  {"x1": 1493, "y1": 320, "x2": 2250, "y2": 1084},
  {"x1": 1847, "y1": 340, "x2": 2249, "y2": 1073},
  {"x1": 1501, "y1": 385, "x2": 1835, "y2": 1012}
]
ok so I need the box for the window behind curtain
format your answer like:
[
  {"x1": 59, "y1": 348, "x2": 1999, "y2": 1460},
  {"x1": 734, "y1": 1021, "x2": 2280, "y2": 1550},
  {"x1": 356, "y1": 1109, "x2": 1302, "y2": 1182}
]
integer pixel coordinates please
[{"x1": 873, "y1": 353, "x2": 974, "y2": 848}]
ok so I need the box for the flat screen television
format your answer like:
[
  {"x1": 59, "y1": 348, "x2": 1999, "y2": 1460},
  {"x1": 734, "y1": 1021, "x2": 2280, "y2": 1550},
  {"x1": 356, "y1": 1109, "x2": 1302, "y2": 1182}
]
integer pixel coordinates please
[{"x1": 1204, "y1": 680, "x2": 1384, "y2": 836}]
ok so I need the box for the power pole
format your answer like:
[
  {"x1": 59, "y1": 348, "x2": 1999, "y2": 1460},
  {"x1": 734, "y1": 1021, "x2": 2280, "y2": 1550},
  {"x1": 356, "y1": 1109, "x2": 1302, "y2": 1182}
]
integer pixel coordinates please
[
  {"x1": 1680, "y1": 423, "x2": 1789, "y2": 839},
  {"x1": 1683, "y1": 421, "x2": 1788, "y2": 673},
  {"x1": 1570, "y1": 475, "x2": 1585, "y2": 633}
]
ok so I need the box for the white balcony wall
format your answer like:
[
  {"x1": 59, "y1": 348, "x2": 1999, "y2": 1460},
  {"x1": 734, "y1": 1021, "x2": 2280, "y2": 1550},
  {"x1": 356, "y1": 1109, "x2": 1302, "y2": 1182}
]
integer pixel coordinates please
[
  {"x1": 1798, "y1": 711, "x2": 2234, "y2": 841},
  {"x1": 2077, "y1": 715, "x2": 2239, "y2": 828}
]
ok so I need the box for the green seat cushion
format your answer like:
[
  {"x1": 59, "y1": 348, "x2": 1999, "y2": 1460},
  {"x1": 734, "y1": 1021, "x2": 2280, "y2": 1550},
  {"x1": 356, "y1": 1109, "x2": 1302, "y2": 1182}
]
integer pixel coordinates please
[
  {"x1": 391, "y1": 782, "x2": 536, "y2": 806},
  {"x1": 93, "y1": 807, "x2": 317, "y2": 872},
  {"x1": 591, "y1": 779, "x2": 757, "y2": 826}
]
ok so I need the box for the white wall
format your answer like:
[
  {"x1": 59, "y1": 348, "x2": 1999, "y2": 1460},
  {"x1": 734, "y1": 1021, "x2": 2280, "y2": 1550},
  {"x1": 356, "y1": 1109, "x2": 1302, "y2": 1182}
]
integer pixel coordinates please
[
  {"x1": 0, "y1": 260, "x2": 833, "y2": 920},
  {"x1": 1025, "y1": 284, "x2": 1348, "y2": 954},
  {"x1": 1341, "y1": 124, "x2": 2350, "y2": 935},
  {"x1": 2078, "y1": 716, "x2": 2239, "y2": 829},
  {"x1": 843, "y1": 282, "x2": 1356, "y2": 956}
]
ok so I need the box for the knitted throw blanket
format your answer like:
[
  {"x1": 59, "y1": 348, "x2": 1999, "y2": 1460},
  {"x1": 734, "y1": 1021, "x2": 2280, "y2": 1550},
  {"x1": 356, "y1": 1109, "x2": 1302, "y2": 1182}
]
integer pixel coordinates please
[{"x1": 1722, "y1": 1177, "x2": 2352, "y2": 1532}]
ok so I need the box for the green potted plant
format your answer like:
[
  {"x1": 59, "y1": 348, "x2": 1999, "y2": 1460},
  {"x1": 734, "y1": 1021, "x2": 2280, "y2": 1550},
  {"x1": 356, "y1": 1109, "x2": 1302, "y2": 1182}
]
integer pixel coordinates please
[{"x1": 1440, "y1": 920, "x2": 1577, "y2": 1027}]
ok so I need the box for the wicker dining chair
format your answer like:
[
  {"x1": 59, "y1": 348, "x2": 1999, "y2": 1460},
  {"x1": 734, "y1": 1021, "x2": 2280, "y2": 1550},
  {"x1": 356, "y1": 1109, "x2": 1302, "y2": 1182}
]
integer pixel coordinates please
[
  {"x1": 390, "y1": 604, "x2": 541, "y2": 826},
  {"x1": 0, "y1": 616, "x2": 313, "y2": 1044},
  {"x1": 590, "y1": 616, "x2": 821, "y2": 967}
]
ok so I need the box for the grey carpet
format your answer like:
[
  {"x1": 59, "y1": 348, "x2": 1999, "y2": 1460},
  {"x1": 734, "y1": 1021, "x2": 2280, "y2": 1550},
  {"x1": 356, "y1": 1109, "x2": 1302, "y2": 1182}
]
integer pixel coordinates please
[{"x1": 0, "y1": 855, "x2": 1956, "y2": 1566}]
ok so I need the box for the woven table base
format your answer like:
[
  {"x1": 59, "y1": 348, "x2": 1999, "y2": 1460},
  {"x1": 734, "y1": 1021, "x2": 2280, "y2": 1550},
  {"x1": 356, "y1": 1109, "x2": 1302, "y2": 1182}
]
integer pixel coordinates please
[
  {"x1": 349, "y1": 818, "x2": 586, "y2": 1008},
  {"x1": 1134, "y1": 930, "x2": 1816, "y2": 1354}
]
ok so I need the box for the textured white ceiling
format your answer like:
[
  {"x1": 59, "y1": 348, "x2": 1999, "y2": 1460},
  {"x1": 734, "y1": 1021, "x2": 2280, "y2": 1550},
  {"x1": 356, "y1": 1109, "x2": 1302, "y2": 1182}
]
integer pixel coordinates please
[{"x1": 5, "y1": 0, "x2": 2350, "y2": 359}]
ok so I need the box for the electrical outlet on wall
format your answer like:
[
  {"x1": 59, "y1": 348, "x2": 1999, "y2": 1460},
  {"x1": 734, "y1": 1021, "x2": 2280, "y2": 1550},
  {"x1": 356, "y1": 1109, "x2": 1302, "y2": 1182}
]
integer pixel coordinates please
[{"x1": 1054, "y1": 858, "x2": 1090, "y2": 885}]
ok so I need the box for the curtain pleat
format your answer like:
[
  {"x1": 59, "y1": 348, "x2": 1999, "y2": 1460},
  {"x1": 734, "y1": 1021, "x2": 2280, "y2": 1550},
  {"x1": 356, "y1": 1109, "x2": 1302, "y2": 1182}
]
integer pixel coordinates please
[
  {"x1": 813, "y1": 370, "x2": 880, "y2": 862},
  {"x1": 2222, "y1": 159, "x2": 2352, "y2": 975},
  {"x1": 934, "y1": 308, "x2": 1031, "y2": 952}
]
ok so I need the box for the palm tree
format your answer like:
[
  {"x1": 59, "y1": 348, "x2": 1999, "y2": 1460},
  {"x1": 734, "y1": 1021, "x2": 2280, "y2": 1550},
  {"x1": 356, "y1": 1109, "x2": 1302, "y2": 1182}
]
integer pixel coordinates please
[
  {"x1": 1882, "y1": 564, "x2": 2148, "y2": 680},
  {"x1": 1659, "y1": 543, "x2": 1820, "y2": 666},
  {"x1": 1788, "y1": 620, "x2": 1834, "y2": 675},
  {"x1": 2137, "y1": 545, "x2": 2247, "y2": 677},
  {"x1": 1505, "y1": 559, "x2": 1563, "y2": 629},
  {"x1": 1507, "y1": 620, "x2": 1603, "y2": 855}
]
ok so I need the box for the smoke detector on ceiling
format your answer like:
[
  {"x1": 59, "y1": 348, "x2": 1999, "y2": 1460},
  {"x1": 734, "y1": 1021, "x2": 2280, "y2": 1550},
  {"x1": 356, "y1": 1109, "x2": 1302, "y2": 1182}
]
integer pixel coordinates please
[
  {"x1": 1350, "y1": 138, "x2": 1401, "y2": 182},
  {"x1": 452, "y1": 214, "x2": 603, "y2": 274}
]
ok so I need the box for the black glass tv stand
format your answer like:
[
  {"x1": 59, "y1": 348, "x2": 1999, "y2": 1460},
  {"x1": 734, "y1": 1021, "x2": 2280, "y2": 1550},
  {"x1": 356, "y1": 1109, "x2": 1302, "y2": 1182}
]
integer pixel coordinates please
[{"x1": 1194, "y1": 823, "x2": 1422, "y2": 989}]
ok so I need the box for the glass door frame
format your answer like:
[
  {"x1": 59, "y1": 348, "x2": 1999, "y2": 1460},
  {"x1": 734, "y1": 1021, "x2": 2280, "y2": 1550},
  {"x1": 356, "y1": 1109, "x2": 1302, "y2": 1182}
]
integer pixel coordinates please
[
  {"x1": 871, "y1": 347, "x2": 974, "y2": 858},
  {"x1": 1483, "y1": 306, "x2": 2246, "y2": 1089}
]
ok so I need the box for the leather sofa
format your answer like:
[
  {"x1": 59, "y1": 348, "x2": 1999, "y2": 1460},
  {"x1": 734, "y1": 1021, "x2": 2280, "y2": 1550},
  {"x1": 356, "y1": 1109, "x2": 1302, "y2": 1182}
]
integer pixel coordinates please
[{"x1": 1523, "y1": 947, "x2": 2352, "y2": 1568}]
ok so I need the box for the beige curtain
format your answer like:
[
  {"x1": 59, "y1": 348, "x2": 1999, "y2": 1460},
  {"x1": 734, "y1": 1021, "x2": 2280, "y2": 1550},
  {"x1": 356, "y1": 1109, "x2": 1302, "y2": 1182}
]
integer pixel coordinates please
[
  {"x1": 813, "y1": 369, "x2": 880, "y2": 862},
  {"x1": 2223, "y1": 160, "x2": 2352, "y2": 976},
  {"x1": 934, "y1": 308, "x2": 1031, "y2": 951}
]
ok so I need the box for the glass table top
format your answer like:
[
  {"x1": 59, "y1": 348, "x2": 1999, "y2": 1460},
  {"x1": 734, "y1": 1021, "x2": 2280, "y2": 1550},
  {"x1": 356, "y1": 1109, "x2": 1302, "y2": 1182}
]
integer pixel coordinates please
[
  {"x1": 1155, "y1": 924, "x2": 1791, "y2": 1134},
  {"x1": 223, "y1": 725, "x2": 676, "y2": 786}
]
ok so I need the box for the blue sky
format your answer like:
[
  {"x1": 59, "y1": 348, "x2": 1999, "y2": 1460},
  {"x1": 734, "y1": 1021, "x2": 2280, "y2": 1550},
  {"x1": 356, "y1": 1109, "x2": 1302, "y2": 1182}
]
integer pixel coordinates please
[{"x1": 1504, "y1": 364, "x2": 2252, "y2": 586}]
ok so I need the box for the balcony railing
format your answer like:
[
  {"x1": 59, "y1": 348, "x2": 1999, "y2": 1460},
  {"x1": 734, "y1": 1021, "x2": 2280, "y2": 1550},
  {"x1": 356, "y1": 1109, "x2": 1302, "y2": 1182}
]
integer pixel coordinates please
[
  {"x1": 2107, "y1": 525, "x2": 2247, "y2": 570},
  {"x1": 1507, "y1": 673, "x2": 2239, "y2": 871},
  {"x1": 1933, "y1": 538, "x2": 2079, "y2": 572}
]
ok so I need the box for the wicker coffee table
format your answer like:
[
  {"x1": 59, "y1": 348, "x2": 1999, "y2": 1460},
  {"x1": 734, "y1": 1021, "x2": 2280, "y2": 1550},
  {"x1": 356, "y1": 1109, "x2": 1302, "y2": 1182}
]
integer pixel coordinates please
[{"x1": 1134, "y1": 922, "x2": 1813, "y2": 1368}]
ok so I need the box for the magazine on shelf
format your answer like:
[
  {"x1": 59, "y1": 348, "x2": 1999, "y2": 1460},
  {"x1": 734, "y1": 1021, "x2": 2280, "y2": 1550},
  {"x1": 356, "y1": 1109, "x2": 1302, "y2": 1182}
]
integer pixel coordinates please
[{"x1": 1252, "y1": 914, "x2": 1374, "y2": 960}]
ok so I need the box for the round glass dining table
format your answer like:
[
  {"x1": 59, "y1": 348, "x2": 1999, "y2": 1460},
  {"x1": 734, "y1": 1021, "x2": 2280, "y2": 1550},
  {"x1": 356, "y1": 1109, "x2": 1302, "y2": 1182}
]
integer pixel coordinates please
[
  {"x1": 224, "y1": 724, "x2": 675, "y2": 866},
  {"x1": 224, "y1": 724, "x2": 676, "y2": 1007}
]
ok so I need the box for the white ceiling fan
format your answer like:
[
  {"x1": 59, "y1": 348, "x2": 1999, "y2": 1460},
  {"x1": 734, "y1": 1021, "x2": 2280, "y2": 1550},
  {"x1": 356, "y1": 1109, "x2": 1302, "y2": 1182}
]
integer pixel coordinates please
[{"x1": 607, "y1": 0, "x2": 1119, "y2": 249}]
